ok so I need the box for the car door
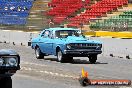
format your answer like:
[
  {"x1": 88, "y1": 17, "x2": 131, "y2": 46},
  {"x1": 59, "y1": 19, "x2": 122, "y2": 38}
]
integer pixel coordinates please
[
  {"x1": 38, "y1": 30, "x2": 50, "y2": 54},
  {"x1": 39, "y1": 30, "x2": 53, "y2": 54},
  {"x1": 46, "y1": 31, "x2": 54, "y2": 54}
]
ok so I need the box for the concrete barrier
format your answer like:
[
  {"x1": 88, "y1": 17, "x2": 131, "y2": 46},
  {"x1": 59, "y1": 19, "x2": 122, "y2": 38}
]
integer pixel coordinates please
[
  {"x1": 0, "y1": 30, "x2": 39, "y2": 46},
  {"x1": 84, "y1": 31, "x2": 132, "y2": 58},
  {"x1": 90, "y1": 37, "x2": 132, "y2": 59}
]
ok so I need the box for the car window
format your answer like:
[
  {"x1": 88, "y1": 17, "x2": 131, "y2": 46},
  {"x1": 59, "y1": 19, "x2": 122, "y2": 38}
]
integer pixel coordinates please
[
  {"x1": 49, "y1": 31, "x2": 54, "y2": 39},
  {"x1": 42, "y1": 30, "x2": 50, "y2": 38},
  {"x1": 55, "y1": 30, "x2": 81, "y2": 38}
]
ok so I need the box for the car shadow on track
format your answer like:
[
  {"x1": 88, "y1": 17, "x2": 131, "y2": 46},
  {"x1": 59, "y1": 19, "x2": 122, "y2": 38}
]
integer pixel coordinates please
[
  {"x1": 43, "y1": 58, "x2": 108, "y2": 64},
  {"x1": 43, "y1": 58, "x2": 57, "y2": 61},
  {"x1": 71, "y1": 59, "x2": 108, "y2": 64}
]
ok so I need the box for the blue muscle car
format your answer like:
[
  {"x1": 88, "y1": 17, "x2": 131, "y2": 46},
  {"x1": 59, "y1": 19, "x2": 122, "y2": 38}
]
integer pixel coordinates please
[{"x1": 31, "y1": 28, "x2": 102, "y2": 63}]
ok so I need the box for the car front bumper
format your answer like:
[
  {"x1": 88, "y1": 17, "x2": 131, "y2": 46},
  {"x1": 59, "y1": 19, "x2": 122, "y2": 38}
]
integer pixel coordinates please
[
  {"x1": 64, "y1": 49, "x2": 102, "y2": 57},
  {"x1": 0, "y1": 66, "x2": 20, "y2": 77}
]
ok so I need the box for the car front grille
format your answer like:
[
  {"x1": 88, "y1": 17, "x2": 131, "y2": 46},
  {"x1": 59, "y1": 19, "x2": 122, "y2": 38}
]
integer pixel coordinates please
[{"x1": 70, "y1": 43, "x2": 98, "y2": 49}]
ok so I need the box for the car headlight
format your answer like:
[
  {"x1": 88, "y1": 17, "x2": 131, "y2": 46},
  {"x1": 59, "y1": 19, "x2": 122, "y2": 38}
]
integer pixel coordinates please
[
  {"x1": 96, "y1": 44, "x2": 102, "y2": 49},
  {"x1": 8, "y1": 58, "x2": 17, "y2": 66},
  {"x1": 99, "y1": 44, "x2": 102, "y2": 48},
  {"x1": 67, "y1": 44, "x2": 71, "y2": 49},
  {"x1": 0, "y1": 58, "x2": 4, "y2": 66}
]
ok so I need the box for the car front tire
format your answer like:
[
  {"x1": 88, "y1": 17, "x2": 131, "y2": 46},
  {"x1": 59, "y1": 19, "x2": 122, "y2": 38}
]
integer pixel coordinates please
[
  {"x1": 35, "y1": 47, "x2": 44, "y2": 59},
  {"x1": 88, "y1": 55, "x2": 97, "y2": 64}
]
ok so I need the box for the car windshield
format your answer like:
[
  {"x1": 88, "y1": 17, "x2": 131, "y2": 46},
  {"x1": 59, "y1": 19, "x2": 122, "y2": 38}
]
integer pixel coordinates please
[{"x1": 55, "y1": 30, "x2": 82, "y2": 38}]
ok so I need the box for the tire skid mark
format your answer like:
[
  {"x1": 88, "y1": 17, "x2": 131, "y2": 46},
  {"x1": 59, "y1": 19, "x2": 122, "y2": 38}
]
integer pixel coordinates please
[
  {"x1": 20, "y1": 61, "x2": 114, "y2": 80},
  {"x1": 21, "y1": 67, "x2": 79, "y2": 80}
]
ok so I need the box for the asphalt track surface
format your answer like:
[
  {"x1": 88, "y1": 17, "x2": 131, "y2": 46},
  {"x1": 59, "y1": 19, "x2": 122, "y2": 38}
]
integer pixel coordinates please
[{"x1": 0, "y1": 42, "x2": 132, "y2": 88}]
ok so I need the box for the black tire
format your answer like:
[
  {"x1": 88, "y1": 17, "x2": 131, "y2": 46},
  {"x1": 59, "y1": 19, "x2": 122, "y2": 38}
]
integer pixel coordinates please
[
  {"x1": 0, "y1": 77, "x2": 12, "y2": 88},
  {"x1": 88, "y1": 55, "x2": 97, "y2": 64},
  {"x1": 79, "y1": 77, "x2": 91, "y2": 86},
  {"x1": 35, "y1": 47, "x2": 44, "y2": 59},
  {"x1": 57, "y1": 50, "x2": 65, "y2": 63}
]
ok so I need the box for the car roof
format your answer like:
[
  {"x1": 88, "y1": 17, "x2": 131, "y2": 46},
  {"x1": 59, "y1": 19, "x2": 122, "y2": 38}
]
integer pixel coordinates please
[{"x1": 45, "y1": 27, "x2": 80, "y2": 31}]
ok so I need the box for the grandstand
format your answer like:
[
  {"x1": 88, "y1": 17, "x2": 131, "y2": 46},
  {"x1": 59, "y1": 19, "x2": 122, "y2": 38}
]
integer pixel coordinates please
[
  {"x1": 0, "y1": 0, "x2": 33, "y2": 29},
  {"x1": 27, "y1": 0, "x2": 50, "y2": 30},
  {"x1": 90, "y1": 10, "x2": 132, "y2": 31},
  {"x1": 0, "y1": 0, "x2": 132, "y2": 32},
  {"x1": 46, "y1": 0, "x2": 132, "y2": 32}
]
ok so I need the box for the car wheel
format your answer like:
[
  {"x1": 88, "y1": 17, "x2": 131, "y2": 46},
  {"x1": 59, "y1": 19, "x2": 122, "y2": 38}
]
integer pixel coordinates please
[
  {"x1": 57, "y1": 50, "x2": 65, "y2": 63},
  {"x1": 88, "y1": 55, "x2": 97, "y2": 64},
  {"x1": 35, "y1": 47, "x2": 44, "y2": 59},
  {"x1": 0, "y1": 77, "x2": 12, "y2": 88}
]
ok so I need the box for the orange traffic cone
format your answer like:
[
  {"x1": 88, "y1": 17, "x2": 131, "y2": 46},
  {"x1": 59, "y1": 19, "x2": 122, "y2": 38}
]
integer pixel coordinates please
[
  {"x1": 79, "y1": 67, "x2": 91, "y2": 86},
  {"x1": 81, "y1": 67, "x2": 88, "y2": 78}
]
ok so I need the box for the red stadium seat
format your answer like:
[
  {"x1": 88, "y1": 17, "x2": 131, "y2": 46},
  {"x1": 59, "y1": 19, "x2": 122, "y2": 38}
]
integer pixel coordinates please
[
  {"x1": 67, "y1": 0, "x2": 127, "y2": 27},
  {"x1": 46, "y1": 0, "x2": 89, "y2": 24},
  {"x1": 47, "y1": 0, "x2": 128, "y2": 26}
]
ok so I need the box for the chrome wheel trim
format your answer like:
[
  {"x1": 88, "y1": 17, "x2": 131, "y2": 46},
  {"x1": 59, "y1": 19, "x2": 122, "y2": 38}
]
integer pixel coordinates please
[
  {"x1": 57, "y1": 51, "x2": 62, "y2": 61},
  {"x1": 35, "y1": 49, "x2": 40, "y2": 57}
]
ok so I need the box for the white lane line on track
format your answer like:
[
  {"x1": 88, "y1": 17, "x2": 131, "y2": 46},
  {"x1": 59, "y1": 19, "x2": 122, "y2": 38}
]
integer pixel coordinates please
[
  {"x1": 21, "y1": 61, "x2": 125, "y2": 80},
  {"x1": 21, "y1": 67, "x2": 79, "y2": 80}
]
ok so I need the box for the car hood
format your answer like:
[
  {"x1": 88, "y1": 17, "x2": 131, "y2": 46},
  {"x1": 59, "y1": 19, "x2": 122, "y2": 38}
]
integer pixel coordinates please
[
  {"x1": 0, "y1": 49, "x2": 18, "y2": 56},
  {"x1": 59, "y1": 36, "x2": 102, "y2": 44}
]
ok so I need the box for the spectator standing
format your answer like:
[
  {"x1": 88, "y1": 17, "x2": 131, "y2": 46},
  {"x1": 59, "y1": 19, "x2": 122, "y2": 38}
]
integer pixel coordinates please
[
  {"x1": 124, "y1": 22, "x2": 128, "y2": 31},
  {"x1": 48, "y1": 19, "x2": 54, "y2": 28}
]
